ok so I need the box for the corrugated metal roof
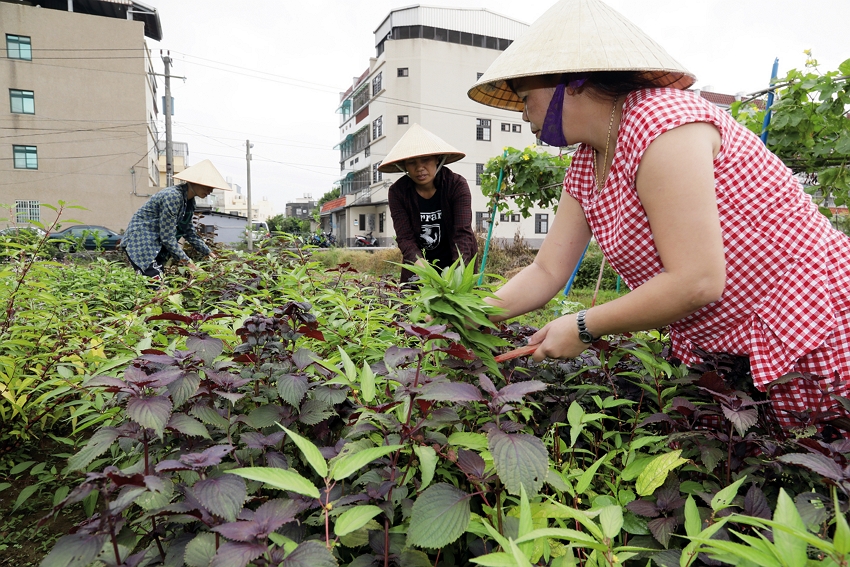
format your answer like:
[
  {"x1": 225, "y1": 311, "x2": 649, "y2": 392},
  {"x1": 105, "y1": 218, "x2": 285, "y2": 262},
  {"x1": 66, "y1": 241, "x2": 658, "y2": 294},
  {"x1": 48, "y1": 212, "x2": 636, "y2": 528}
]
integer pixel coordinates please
[{"x1": 374, "y1": 5, "x2": 528, "y2": 46}]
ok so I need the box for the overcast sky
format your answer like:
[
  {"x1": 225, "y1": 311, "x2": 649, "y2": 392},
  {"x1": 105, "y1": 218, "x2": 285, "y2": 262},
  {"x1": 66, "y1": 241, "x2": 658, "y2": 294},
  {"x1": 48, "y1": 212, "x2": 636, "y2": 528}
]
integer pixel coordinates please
[{"x1": 139, "y1": 0, "x2": 848, "y2": 214}]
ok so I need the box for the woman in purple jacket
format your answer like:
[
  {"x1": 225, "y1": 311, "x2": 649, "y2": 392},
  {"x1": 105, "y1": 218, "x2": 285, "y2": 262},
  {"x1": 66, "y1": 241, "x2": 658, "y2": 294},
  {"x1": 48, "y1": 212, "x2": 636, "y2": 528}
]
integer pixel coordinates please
[{"x1": 380, "y1": 124, "x2": 478, "y2": 283}]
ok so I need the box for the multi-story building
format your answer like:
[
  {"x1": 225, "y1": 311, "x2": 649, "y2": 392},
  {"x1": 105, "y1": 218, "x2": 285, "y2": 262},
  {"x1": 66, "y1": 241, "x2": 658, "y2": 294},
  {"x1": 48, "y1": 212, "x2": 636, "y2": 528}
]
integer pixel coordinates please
[
  {"x1": 327, "y1": 5, "x2": 556, "y2": 248},
  {"x1": 157, "y1": 141, "x2": 189, "y2": 187},
  {"x1": 202, "y1": 177, "x2": 274, "y2": 222},
  {"x1": 285, "y1": 196, "x2": 317, "y2": 222},
  {"x1": 0, "y1": 0, "x2": 162, "y2": 232}
]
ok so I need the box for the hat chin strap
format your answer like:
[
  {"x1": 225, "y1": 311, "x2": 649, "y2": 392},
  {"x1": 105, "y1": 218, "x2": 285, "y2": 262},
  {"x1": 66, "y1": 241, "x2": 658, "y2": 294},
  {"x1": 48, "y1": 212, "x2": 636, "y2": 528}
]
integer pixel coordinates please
[
  {"x1": 395, "y1": 155, "x2": 448, "y2": 177},
  {"x1": 434, "y1": 155, "x2": 448, "y2": 175}
]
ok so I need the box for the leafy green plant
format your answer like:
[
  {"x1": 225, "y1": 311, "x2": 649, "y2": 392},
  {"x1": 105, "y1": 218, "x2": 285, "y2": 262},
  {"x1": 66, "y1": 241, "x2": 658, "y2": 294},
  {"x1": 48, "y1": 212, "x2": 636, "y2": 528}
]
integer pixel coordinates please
[
  {"x1": 404, "y1": 256, "x2": 509, "y2": 373},
  {"x1": 732, "y1": 54, "x2": 850, "y2": 215},
  {"x1": 481, "y1": 146, "x2": 572, "y2": 218}
]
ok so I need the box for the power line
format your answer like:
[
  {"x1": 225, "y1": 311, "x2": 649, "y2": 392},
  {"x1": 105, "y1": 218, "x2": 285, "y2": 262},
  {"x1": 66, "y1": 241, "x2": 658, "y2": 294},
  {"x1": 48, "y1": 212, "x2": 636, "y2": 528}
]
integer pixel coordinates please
[
  {"x1": 172, "y1": 124, "x2": 335, "y2": 152},
  {"x1": 0, "y1": 123, "x2": 148, "y2": 139},
  {"x1": 170, "y1": 51, "x2": 342, "y2": 92}
]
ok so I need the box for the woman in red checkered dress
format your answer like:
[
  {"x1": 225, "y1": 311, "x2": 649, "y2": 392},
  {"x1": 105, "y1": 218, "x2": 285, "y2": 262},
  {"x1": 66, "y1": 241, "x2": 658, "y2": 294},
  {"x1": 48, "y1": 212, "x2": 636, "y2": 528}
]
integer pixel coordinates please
[{"x1": 468, "y1": 0, "x2": 850, "y2": 430}]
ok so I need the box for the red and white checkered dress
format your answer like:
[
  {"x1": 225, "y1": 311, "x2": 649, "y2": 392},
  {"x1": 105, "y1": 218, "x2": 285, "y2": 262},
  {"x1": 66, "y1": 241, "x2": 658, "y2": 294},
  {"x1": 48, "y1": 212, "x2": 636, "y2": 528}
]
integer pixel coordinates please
[{"x1": 563, "y1": 88, "x2": 850, "y2": 429}]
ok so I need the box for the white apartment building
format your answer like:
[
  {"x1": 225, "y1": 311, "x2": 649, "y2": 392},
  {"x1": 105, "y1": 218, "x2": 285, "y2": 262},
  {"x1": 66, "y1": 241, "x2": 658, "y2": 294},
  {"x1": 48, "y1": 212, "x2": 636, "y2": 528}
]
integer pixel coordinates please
[
  {"x1": 328, "y1": 5, "x2": 556, "y2": 248},
  {"x1": 201, "y1": 178, "x2": 274, "y2": 222}
]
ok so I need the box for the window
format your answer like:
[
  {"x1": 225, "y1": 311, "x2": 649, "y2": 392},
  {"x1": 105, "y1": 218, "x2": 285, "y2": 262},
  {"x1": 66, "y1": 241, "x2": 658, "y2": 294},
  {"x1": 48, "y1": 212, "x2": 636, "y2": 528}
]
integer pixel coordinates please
[
  {"x1": 500, "y1": 213, "x2": 521, "y2": 222},
  {"x1": 477, "y1": 72, "x2": 484, "y2": 80},
  {"x1": 10, "y1": 89, "x2": 34, "y2": 114},
  {"x1": 475, "y1": 163, "x2": 484, "y2": 186},
  {"x1": 13, "y1": 145, "x2": 37, "y2": 169},
  {"x1": 501, "y1": 123, "x2": 511, "y2": 132},
  {"x1": 379, "y1": 212, "x2": 385, "y2": 232},
  {"x1": 6, "y1": 35, "x2": 32, "y2": 61},
  {"x1": 397, "y1": 67, "x2": 409, "y2": 77},
  {"x1": 475, "y1": 211, "x2": 490, "y2": 232},
  {"x1": 15, "y1": 200, "x2": 39, "y2": 223},
  {"x1": 535, "y1": 213, "x2": 549, "y2": 234},
  {"x1": 398, "y1": 115, "x2": 409, "y2": 125},
  {"x1": 476, "y1": 118, "x2": 491, "y2": 141},
  {"x1": 353, "y1": 86, "x2": 369, "y2": 112},
  {"x1": 372, "y1": 162, "x2": 382, "y2": 184},
  {"x1": 372, "y1": 116, "x2": 383, "y2": 139},
  {"x1": 512, "y1": 124, "x2": 522, "y2": 133},
  {"x1": 365, "y1": 145, "x2": 370, "y2": 157},
  {"x1": 372, "y1": 72, "x2": 382, "y2": 95}
]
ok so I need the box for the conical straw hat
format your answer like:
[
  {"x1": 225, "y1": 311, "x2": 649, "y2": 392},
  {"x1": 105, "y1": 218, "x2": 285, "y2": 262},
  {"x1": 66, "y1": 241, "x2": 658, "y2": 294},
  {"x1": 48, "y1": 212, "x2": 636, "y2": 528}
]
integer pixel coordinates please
[
  {"x1": 468, "y1": 0, "x2": 696, "y2": 111},
  {"x1": 377, "y1": 124, "x2": 465, "y2": 173},
  {"x1": 173, "y1": 159, "x2": 232, "y2": 190}
]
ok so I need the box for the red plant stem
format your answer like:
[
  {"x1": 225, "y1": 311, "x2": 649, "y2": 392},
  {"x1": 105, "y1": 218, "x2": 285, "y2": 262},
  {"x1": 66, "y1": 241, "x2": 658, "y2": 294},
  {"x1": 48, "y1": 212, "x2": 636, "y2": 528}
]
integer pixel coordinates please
[
  {"x1": 143, "y1": 429, "x2": 150, "y2": 475},
  {"x1": 726, "y1": 421, "x2": 733, "y2": 487},
  {"x1": 106, "y1": 503, "x2": 121, "y2": 564},
  {"x1": 384, "y1": 517, "x2": 390, "y2": 567},
  {"x1": 433, "y1": 548, "x2": 441, "y2": 566},
  {"x1": 152, "y1": 517, "x2": 165, "y2": 560}
]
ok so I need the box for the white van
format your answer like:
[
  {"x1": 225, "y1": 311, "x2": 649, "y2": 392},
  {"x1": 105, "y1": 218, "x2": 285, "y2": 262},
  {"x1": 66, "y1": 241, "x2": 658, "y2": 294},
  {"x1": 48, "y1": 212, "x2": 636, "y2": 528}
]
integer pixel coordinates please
[{"x1": 248, "y1": 221, "x2": 270, "y2": 241}]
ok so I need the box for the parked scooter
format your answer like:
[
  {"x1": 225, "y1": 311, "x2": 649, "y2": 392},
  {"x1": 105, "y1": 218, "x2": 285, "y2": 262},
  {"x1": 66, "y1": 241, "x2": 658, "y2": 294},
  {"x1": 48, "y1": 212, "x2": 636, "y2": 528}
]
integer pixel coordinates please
[{"x1": 354, "y1": 231, "x2": 379, "y2": 247}]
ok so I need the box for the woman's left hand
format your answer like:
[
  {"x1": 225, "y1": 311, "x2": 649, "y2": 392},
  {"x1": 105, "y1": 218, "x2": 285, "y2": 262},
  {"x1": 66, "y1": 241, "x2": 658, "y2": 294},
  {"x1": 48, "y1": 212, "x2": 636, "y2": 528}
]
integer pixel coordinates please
[{"x1": 529, "y1": 313, "x2": 589, "y2": 362}]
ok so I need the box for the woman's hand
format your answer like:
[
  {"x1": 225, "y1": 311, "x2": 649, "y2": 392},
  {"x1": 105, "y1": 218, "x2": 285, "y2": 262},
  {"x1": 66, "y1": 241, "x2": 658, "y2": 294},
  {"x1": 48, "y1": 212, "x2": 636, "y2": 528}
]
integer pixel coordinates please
[{"x1": 528, "y1": 313, "x2": 588, "y2": 362}]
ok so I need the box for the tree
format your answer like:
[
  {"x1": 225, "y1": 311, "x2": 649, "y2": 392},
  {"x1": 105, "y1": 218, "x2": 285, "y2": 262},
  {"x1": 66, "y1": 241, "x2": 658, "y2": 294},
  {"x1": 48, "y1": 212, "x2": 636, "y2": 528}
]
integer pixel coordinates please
[
  {"x1": 268, "y1": 213, "x2": 309, "y2": 235},
  {"x1": 731, "y1": 54, "x2": 850, "y2": 216},
  {"x1": 481, "y1": 146, "x2": 571, "y2": 218},
  {"x1": 266, "y1": 213, "x2": 286, "y2": 232},
  {"x1": 317, "y1": 187, "x2": 341, "y2": 207}
]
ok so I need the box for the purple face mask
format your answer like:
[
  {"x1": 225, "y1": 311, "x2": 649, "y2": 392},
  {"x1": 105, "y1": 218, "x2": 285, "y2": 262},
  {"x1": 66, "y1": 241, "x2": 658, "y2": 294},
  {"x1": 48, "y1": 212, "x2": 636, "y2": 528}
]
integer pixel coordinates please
[{"x1": 537, "y1": 78, "x2": 586, "y2": 147}]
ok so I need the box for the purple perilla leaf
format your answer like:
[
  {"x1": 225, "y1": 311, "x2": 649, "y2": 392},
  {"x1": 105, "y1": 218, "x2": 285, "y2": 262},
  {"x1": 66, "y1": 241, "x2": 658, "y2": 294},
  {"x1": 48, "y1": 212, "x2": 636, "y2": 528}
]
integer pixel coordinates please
[
  {"x1": 215, "y1": 390, "x2": 246, "y2": 405},
  {"x1": 647, "y1": 516, "x2": 679, "y2": 548},
  {"x1": 457, "y1": 449, "x2": 486, "y2": 480},
  {"x1": 253, "y1": 499, "x2": 301, "y2": 535},
  {"x1": 492, "y1": 381, "x2": 547, "y2": 405},
  {"x1": 147, "y1": 368, "x2": 184, "y2": 388},
  {"x1": 210, "y1": 541, "x2": 268, "y2": 567},
  {"x1": 193, "y1": 474, "x2": 247, "y2": 522},
  {"x1": 83, "y1": 376, "x2": 132, "y2": 393},
  {"x1": 241, "y1": 431, "x2": 286, "y2": 450},
  {"x1": 384, "y1": 346, "x2": 421, "y2": 369},
  {"x1": 778, "y1": 453, "x2": 846, "y2": 482},
  {"x1": 39, "y1": 533, "x2": 108, "y2": 567},
  {"x1": 179, "y1": 445, "x2": 235, "y2": 468},
  {"x1": 478, "y1": 376, "x2": 498, "y2": 397},
  {"x1": 418, "y1": 381, "x2": 483, "y2": 402},
  {"x1": 126, "y1": 395, "x2": 172, "y2": 437},
  {"x1": 721, "y1": 405, "x2": 758, "y2": 437},
  {"x1": 744, "y1": 484, "x2": 771, "y2": 519},
  {"x1": 281, "y1": 540, "x2": 337, "y2": 567},
  {"x1": 626, "y1": 499, "x2": 660, "y2": 518},
  {"x1": 187, "y1": 335, "x2": 224, "y2": 365},
  {"x1": 205, "y1": 369, "x2": 251, "y2": 390}
]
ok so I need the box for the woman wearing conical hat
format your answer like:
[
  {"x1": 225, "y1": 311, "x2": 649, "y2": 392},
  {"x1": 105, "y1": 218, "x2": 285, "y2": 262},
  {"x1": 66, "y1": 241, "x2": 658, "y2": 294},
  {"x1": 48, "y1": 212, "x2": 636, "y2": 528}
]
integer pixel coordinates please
[
  {"x1": 470, "y1": 0, "x2": 850, "y2": 430},
  {"x1": 380, "y1": 124, "x2": 477, "y2": 283},
  {"x1": 121, "y1": 159, "x2": 231, "y2": 279}
]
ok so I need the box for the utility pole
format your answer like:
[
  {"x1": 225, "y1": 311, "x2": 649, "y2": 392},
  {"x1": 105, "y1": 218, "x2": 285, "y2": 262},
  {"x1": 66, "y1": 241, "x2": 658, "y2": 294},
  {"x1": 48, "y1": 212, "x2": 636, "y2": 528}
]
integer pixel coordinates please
[
  {"x1": 246, "y1": 140, "x2": 253, "y2": 252},
  {"x1": 162, "y1": 51, "x2": 174, "y2": 187}
]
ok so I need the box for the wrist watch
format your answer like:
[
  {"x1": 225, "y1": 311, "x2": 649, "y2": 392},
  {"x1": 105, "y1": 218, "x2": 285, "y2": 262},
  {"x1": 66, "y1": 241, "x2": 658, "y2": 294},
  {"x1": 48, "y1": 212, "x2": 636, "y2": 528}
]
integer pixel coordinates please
[{"x1": 576, "y1": 310, "x2": 596, "y2": 344}]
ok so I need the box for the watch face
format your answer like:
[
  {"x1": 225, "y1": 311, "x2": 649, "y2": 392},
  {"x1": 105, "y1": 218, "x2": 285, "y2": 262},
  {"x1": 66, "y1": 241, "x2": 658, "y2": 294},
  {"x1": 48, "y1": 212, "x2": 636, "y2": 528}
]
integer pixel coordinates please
[{"x1": 578, "y1": 330, "x2": 594, "y2": 344}]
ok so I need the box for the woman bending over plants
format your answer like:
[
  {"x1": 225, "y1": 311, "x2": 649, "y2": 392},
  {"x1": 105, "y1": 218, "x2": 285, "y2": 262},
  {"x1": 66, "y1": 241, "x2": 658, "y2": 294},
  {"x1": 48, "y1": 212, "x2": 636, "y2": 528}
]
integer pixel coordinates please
[{"x1": 467, "y1": 0, "x2": 850, "y2": 431}]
